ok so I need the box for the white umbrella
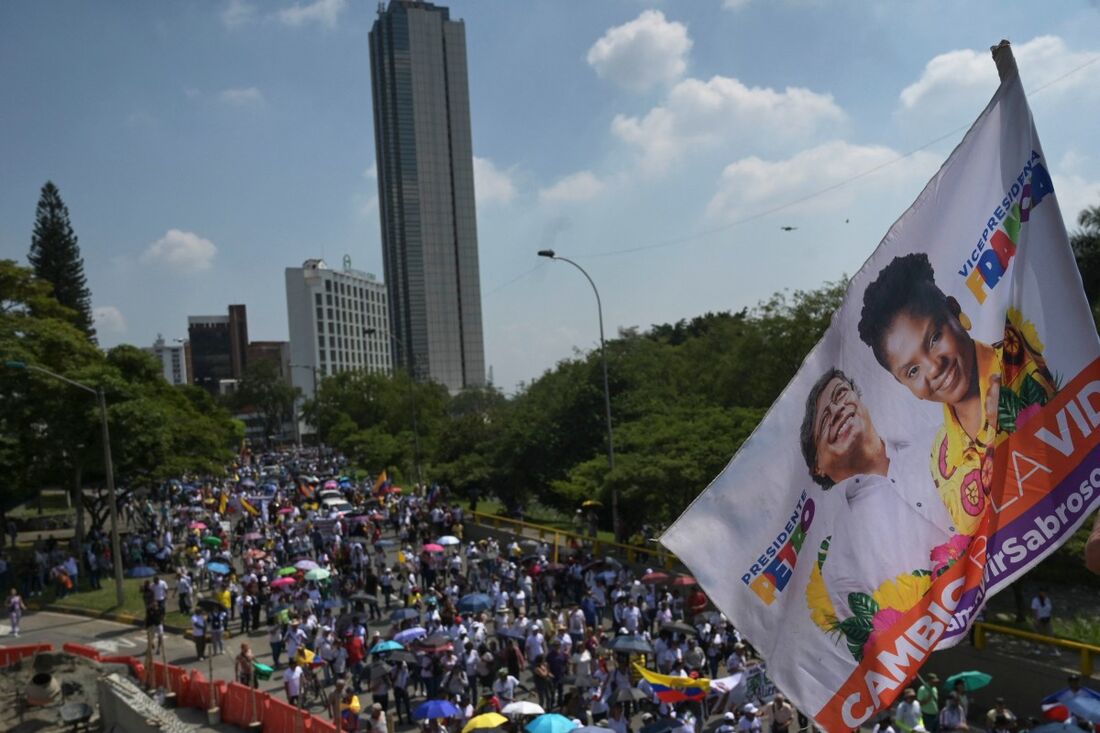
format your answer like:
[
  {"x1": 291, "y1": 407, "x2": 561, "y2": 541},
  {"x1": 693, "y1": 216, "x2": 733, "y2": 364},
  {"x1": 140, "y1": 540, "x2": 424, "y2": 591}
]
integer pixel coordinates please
[
  {"x1": 437, "y1": 536, "x2": 460, "y2": 546},
  {"x1": 503, "y1": 701, "x2": 545, "y2": 716}
]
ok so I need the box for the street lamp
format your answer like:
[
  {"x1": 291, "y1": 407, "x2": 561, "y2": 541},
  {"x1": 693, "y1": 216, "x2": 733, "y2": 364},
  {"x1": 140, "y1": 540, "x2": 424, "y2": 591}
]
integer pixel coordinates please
[
  {"x1": 3, "y1": 360, "x2": 125, "y2": 606},
  {"x1": 537, "y1": 249, "x2": 619, "y2": 540},
  {"x1": 365, "y1": 328, "x2": 423, "y2": 488}
]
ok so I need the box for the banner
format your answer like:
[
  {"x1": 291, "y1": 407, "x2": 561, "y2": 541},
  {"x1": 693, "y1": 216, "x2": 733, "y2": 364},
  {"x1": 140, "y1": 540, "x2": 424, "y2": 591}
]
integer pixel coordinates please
[{"x1": 662, "y1": 52, "x2": 1100, "y2": 732}]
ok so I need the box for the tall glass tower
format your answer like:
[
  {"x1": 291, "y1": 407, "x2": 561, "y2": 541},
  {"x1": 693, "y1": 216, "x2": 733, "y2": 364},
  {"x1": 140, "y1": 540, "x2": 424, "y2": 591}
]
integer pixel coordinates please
[{"x1": 369, "y1": 0, "x2": 486, "y2": 392}]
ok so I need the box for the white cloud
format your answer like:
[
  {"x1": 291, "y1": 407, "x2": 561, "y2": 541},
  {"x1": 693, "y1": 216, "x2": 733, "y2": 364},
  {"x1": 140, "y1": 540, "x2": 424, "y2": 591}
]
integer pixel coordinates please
[
  {"x1": 141, "y1": 229, "x2": 218, "y2": 272},
  {"x1": 586, "y1": 10, "x2": 692, "y2": 92},
  {"x1": 93, "y1": 306, "x2": 127, "y2": 335},
  {"x1": 706, "y1": 140, "x2": 942, "y2": 222},
  {"x1": 221, "y1": 0, "x2": 256, "y2": 28},
  {"x1": 219, "y1": 87, "x2": 265, "y2": 107},
  {"x1": 613, "y1": 75, "x2": 845, "y2": 174},
  {"x1": 277, "y1": 0, "x2": 346, "y2": 29},
  {"x1": 539, "y1": 171, "x2": 606, "y2": 204},
  {"x1": 900, "y1": 36, "x2": 1096, "y2": 109},
  {"x1": 364, "y1": 163, "x2": 377, "y2": 179},
  {"x1": 473, "y1": 157, "x2": 517, "y2": 206}
]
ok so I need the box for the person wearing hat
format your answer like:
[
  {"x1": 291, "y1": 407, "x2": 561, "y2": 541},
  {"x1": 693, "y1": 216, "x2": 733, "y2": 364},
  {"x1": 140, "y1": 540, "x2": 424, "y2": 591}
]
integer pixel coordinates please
[
  {"x1": 492, "y1": 667, "x2": 520, "y2": 704},
  {"x1": 917, "y1": 674, "x2": 940, "y2": 731},
  {"x1": 738, "y1": 704, "x2": 762, "y2": 733},
  {"x1": 763, "y1": 694, "x2": 795, "y2": 733},
  {"x1": 716, "y1": 712, "x2": 737, "y2": 733},
  {"x1": 985, "y1": 698, "x2": 1015, "y2": 731},
  {"x1": 367, "y1": 702, "x2": 386, "y2": 733},
  {"x1": 895, "y1": 687, "x2": 924, "y2": 732}
]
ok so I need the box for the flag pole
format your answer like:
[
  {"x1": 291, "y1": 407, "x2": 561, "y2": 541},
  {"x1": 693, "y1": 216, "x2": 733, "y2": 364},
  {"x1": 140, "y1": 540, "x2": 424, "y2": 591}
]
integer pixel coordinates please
[{"x1": 990, "y1": 39, "x2": 1017, "y2": 82}]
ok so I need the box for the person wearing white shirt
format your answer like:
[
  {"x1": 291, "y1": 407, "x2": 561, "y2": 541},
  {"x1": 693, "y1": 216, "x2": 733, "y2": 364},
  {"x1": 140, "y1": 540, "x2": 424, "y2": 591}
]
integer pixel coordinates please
[
  {"x1": 284, "y1": 661, "x2": 304, "y2": 707},
  {"x1": 895, "y1": 688, "x2": 925, "y2": 732}
]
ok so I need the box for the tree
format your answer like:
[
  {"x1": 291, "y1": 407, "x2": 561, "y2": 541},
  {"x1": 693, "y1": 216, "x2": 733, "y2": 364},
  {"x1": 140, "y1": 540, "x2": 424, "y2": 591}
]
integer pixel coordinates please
[
  {"x1": 1071, "y1": 202, "x2": 1100, "y2": 327},
  {"x1": 230, "y1": 359, "x2": 300, "y2": 444},
  {"x1": 27, "y1": 182, "x2": 96, "y2": 341}
]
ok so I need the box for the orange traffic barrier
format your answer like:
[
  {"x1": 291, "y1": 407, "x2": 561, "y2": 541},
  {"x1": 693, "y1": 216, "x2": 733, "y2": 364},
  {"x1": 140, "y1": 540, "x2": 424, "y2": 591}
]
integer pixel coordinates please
[
  {"x1": 264, "y1": 695, "x2": 313, "y2": 732},
  {"x1": 61, "y1": 642, "x2": 101, "y2": 661},
  {"x1": 311, "y1": 716, "x2": 338, "y2": 733},
  {"x1": 166, "y1": 665, "x2": 191, "y2": 707},
  {"x1": 98, "y1": 654, "x2": 143, "y2": 679},
  {"x1": 187, "y1": 670, "x2": 227, "y2": 711},
  {"x1": 0, "y1": 644, "x2": 53, "y2": 667},
  {"x1": 222, "y1": 682, "x2": 270, "y2": 727}
]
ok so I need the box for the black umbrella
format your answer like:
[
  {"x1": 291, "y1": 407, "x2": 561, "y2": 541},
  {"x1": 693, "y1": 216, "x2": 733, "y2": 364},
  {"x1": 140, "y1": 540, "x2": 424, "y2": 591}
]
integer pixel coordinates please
[
  {"x1": 386, "y1": 649, "x2": 417, "y2": 664},
  {"x1": 197, "y1": 598, "x2": 225, "y2": 613},
  {"x1": 390, "y1": 607, "x2": 419, "y2": 623},
  {"x1": 349, "y1": 591, "x2": 377, "y2": 603},
  {"x1": 660, "y1": 621, "x2": 697, "y2": 636},
  {"x1": 641, "y1": 720, "x2": 679, "y2": 733},
  {"x1": 611, "y1": 687, "x2": 648, "y2": 704},
  {"x1": 608, "y1": 635, "x2": 654, "y2": 655},
  {"x1": 368, "y1": 662, "x2": 393, "y2": 680}
]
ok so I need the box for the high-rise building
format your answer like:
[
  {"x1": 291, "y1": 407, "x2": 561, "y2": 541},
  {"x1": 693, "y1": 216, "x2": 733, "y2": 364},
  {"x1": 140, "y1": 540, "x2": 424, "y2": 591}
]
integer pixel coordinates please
[
  {"x1": 187, "y1": 304, "x2": 249, "y2": 394},
  {"x1": 369, "y1": 0, "x2": 486, "y2": 392},
  {"x1": 285, "y1": 258, "x2": 393, "y2": 401},
  {"x1": 247, "y1": 341, "x2": 292, "y2": 384},
  {"x1": 144, "y1": 334, "x2": 189, "y2": 386}
]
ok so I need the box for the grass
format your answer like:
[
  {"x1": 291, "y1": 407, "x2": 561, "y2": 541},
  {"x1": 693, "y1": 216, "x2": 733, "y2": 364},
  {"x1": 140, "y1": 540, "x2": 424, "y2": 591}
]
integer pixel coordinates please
[{"x1": 30, "y1": 576, "x2": 190, "y2": 629}]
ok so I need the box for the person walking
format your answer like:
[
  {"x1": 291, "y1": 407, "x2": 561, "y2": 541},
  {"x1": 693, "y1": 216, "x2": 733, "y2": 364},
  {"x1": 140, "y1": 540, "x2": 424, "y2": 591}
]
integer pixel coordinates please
[
  {"x1": 191, "y1": 610, "x2": 208, "y2": 660},
  {"x1": 917, "y1": 674, "x2": 940, "y2": 732},
  {"x1": 7, "y1": 588, "x2": 26, "y2": 637},
  {"x1": 236, "y1": 643, "x2": 257, "y2": 687},
  {"x1": 284, "y1": 659, "x2": 304, "y2": 708},
  {"x1": 1031, "y1": 588, "x2": 1059, "y2": 655}
]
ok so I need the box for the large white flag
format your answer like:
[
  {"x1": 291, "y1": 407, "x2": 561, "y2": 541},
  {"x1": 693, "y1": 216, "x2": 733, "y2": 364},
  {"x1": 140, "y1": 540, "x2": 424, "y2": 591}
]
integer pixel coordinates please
[{"x1": 662, "y1": 47, "x2": 1100, "y2": 732}]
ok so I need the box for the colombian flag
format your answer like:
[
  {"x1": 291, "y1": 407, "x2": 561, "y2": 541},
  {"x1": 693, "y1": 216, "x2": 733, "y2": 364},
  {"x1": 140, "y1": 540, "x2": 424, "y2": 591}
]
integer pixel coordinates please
[
  {"x1": 372, "y1": 470, "x2": 388, "y2": 494},
  {"x1": 634, "y1": 665, "x2": 710, "y2": 704},
  {"x1": 218, "y1": 493, "x2": 228, "y2": 515},
  {"x1": 299, "y1": 482, "x2": 316, "y2": 500},
  {"x1": 240, "y1": 496, "x2": 260, "y2": 517}
]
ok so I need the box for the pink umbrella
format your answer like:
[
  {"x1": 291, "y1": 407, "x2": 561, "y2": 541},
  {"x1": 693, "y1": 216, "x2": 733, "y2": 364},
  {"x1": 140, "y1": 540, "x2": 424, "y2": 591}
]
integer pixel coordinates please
[
  {"x1": 244, "y1": 532, "x2": 263, "y2": 541},
  {"x1": 323, "y1": 480, "x2": 339, "y2": 489},
  {"x1": 423, "y1": 544, "x2": 444, "y2": 553},
  {"x1": 278, "y1": 507, "x2": 294, "y2": 515},
  {"x1": 271, "y1": 577, "x2": 296, "y2": 588},
  {"x1": 189, "y1": 521, "x2": 207, "y2": 530}
]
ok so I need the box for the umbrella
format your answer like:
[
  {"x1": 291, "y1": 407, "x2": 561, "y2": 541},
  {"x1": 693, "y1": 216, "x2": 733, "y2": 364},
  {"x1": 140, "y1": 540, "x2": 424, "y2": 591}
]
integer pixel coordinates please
[
  {"x1": 415, "y1": 634, "x2": 454, "y2": 653},
  {"x1": 244, "y1": 549, "x2": 267, "y2": 560},
  {"x1": 583, "y1": 557, "x2": 621, "y2": 572},
  {"x1": 1065, "y1": 697, "x2": 1100, "y2": 723},
  {"x1": 271, "y1": 577, "x2": 296, "y2": 588},
  {"x1": 295, "y1": 559, "x2": 320, "y2": 571},
  {"x1": 368, "y1": 661, "x2": 393, "y2": 680},
  {"x1": 394, "y1": 627, "x2": 427, "y2": 645},
  {"x1": 278, "y1": 507, "x2": 294, "y2": 515},
  {"x1": 525, "y1": 713, "x2": 578, "y2": 733},
  {"x1": 239, "y1": 479, "x2": 256, "y2": 488},
  {"x1": 371, "y1": 640, "x2": 404, "y2": 654},
  {"x1": 945, "y1": 670, "x2": 992, "y2": 692},
  {"x1": 279, "y1": 567, "x2": 298, "y2": 577},
  {"x1": 305, "y1": 568, "x2": 331, "y2": 581},
  {"x1": 189, "y1": 521, "x2": 207, "y2": 530},
  {"x1": 244, "y1": 532, "x2": 263, "y2": 541},
  {"x1": 608, "y1": 635, "x2": 654, "y2": 655},
  {"x1": 670, "y1": 575, "x2": 697, "y2": 587},
  {"x1": 198, "y1": 598, "x2": 225, "y2": 612},
  {"x1": 323, "y1": 480, "x2": 339, "y2": 489},
  {"x1": 423, "y1": 543, "x2": 444, "y2": 553},
  {"x1": 386, "y1": 649, "x2": 417, "y2": 664},
  {"x1": 127, "y1": 566, "x2": 157, "y2": 578},
  {"x1": 641, "y1": 571, "x2": 669, "y2": 585},
  {"x1": 203, "y1": 536, "x2": 222, "y2": 548},
  {"x1": 611, "y1": 687, "x2": 648, "y2": 704},
  {"x1": 503, "y1": 701, "x2": 544, "y2": 716},
  {"x1": 414, "y1": 699, "x2": 462, "y2": 720},
  {"x1": 463, "y1": 713, "x2": 509, "y2": 733},
  {"x1": 640, "y1": 719, "x2": 679, "y2": 733},
  {"x1": 660, "y1": 621, "x2": 697, "y2": 636},
  {"x1": 390, "y1": 608, "x2": 420, "y2": 623},
  {"x1": 437, "y1": 535, "x2": 460, "y2": 546},
  {"x1": 207, "y1": 562, "x2": 231, "y2": 575},
  {"x1": 581, "y1": 500, "x2": 602, "y2": 508},
  {"x1": 349, "y1": 591, "x2": 376, "y2": 603},
  {"x1": 565, "y1": 674, "x2": 598, "y2": 688},
  {"x1": 457, "y1": 593, "x2": 493, "y2": 614}
]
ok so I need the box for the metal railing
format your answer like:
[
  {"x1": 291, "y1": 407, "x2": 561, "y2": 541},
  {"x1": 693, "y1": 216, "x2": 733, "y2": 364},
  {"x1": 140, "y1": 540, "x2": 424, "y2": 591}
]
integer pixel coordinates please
[
  {"x1": 467, "y1": 510, "x2": 680, "y2": 569},
  {"x1": 973, "y1": 621, "x2": 1100, "y2": 676}
]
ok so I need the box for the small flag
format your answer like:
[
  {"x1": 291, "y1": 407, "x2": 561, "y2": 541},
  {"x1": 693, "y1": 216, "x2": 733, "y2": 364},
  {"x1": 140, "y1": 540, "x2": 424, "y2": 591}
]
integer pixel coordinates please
[
  {"x1": 240, "y1": 496, "x2": 260, "y2": 517},
  {"x1": 634, "y1": 665, "x2": 710, "y2": 703},
  {"x1": 372, "y1": 470, "x2": 388, "y2": 494},
  {"x1": 218, "y1": 493, "x2": 228, "y2": 515},
  {"x1": 299, "y1": 483, "x2": 315, "y2": 500}
]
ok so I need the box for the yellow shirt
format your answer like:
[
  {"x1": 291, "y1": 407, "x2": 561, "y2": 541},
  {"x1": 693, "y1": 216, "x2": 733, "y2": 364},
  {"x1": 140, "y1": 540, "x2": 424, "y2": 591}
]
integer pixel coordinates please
[{"x1": 217, "y1": 588, "x2": 232, "y2": 610}]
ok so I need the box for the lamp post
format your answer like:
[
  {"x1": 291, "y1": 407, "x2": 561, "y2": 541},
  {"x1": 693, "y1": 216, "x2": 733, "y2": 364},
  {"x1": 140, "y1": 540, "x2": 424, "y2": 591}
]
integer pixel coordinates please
[
  {"x1": 365, "y1": 328, "x2": 423, "y2": 489},
  {"x1": 536, "y1": 249, "x2": 618, "y2": 540},
  {"x1": 4, "y1": 360, "x2": 125, "y2": 606}
]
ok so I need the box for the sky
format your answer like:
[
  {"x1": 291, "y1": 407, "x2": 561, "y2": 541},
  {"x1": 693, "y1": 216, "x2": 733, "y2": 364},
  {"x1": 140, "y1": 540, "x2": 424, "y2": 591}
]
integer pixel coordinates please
[{"x1": 2, "y1": 0, "x2": 1099, "y2": 393}]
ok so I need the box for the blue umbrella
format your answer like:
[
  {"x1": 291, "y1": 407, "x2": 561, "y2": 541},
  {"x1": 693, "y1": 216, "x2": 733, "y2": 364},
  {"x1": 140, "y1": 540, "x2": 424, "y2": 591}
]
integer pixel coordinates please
[
  {"x1": 390, "y1": 607, "x2": 420, "y2": 623},
  {"x1": 127, "y1": 566, "x2": 157, "y2": 578},
  {"x1": 371, "y1": 640, "x2": 405, "y2": 654},
  {"x1": 414, "y1": 699, "x2": 461, "y2": 720},
  {"x1": 457, "y1": 593, "x2": 492, "y2": 614},
  {"x1": 526, "y1": 714, "x2": 578, "y2": 733},
  {"x1": 207, "y1": 562, "x2": 231, "y2": 575},
  {"x1": 1065, "y1": 697, "x2": 1100, "y2": 723},
  {"x1": 394, "y1": 627, "x2": 427, "y2": 645}
]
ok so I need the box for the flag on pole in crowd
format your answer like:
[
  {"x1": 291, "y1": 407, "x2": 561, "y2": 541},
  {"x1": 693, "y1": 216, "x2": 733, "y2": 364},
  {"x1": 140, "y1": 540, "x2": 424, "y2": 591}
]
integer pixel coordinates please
[
  {"x1": 634, "y1": 665, "x2": 710, "y2": 704},
  {"x1": 662, "y1": 42, "x2": 1100, "y2": 733},
  {"x1": 373, "y1": 470, "x2": 389, "y2": 494},
  {"x1": 217, "y1": 492, "x2": 228, "y2": 515},
  {"x1": 299, "y1": 482, "x2": 315, "y2": 500},
  {"x1": 239, "y1": 496, "x2": 260, "y2": 517}
]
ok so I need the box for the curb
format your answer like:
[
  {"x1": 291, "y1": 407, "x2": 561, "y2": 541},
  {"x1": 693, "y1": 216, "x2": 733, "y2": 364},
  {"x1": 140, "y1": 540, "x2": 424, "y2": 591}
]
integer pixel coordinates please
[{"x1": 41, "y1": 604, "x2": 189, "y2": 635}]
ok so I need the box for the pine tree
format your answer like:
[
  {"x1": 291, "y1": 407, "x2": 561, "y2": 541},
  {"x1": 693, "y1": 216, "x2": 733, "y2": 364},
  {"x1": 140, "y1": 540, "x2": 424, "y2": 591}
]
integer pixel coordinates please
[{"x1": 28, "y1": 181, "x2": 96, "y2": 342}]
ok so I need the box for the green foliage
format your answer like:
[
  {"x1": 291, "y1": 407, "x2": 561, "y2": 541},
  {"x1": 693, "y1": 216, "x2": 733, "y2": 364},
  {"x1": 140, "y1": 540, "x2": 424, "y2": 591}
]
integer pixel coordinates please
[
  {"x1": 229, "y1": 358, "x2": 300, "y2": 440},
  {"x1": 27, "y1": 181, "x2": 96, "y2": 341},
  {"x1": 1071, "y1": 202, "x2": 1100, "y2": 328}
]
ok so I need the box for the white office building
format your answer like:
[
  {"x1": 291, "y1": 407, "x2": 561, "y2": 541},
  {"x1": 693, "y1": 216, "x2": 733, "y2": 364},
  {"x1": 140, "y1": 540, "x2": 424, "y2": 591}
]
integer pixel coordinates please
[
  {"x1": 285, "y1": 257, "x2": 392, "y2": 401},
  {"x1": 145, "y1": 334, "x2": 188, "y2": 386}
]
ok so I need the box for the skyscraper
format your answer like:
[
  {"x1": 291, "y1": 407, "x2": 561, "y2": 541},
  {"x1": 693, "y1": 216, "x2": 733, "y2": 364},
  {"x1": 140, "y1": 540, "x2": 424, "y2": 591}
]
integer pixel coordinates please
[
  {"x1": 369, "y1": 0, "x2": 486, "y2": 392},
  {"x1": 187, "y1": 304, "x2": 249, "y2": 394}
]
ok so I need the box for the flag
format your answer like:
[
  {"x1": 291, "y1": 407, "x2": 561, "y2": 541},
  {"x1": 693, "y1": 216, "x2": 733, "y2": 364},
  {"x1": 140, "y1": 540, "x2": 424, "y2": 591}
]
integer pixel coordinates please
[
  {"x1": 239, "y1": 496, "x2": 260, "y2": 517},
  {"x1": 299, "y1": 482, "x2": 315, "y2": 500},
  {"x1": 217, "y1": 492, "x2": 228, "y2": 515},
  {"x1": 634, "y1": 665, "x2": 710, "y2": 704},
  {"x1": 373, "y1": 470, "x2": 388, "y2": 494},
  {"x1": 661, "y1": 45, "x2": 1100, "y2": 733}
]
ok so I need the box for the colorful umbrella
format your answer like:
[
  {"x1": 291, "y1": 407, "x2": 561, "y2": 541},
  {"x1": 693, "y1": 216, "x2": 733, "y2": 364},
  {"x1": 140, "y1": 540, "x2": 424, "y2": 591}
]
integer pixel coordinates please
[
  {"x1": 207, "y1": 562, "x2": 231, "y2": 575},
  {"x1": 525, "y1": 713, "x2": 578, "y2": 733},
  {"x1": 670, "y1": 575, "x2": 697, "y2": 587},
  {"x1": 641, "y1": 571, "x2": 669, "y2": 585},
  {"x1": 271, "y1": 577, "x2": 296, "y2": 588},
  {"x1": 278, "y1": 507, "x2": 294, "y2": 515},
  {"x1": 295, "y1": 559, "x2": 320, "y2": 571},
  {"x1": 202, "y1": 536, "x2": 222, "y2": 548},
  {"x1": 370, "y1": 640, "x2": 404, "y2": 654},
  {"x1": 127, "y1": 565, "x2": 157, "y2": 578},
  {"x1": 437, "y1": 535, "x2": 460, "y2": 546},
  {"x1": 945, "y1": 670, "x2": 992, "y2": 692},
  {"x1": 463, "y1": 713, "x2": 508, "y2": 733},
  {"x1": 244, "y1": 532, "x2": 263, "y2": 541},
  {"x1": 503, "y1": 701, "x2": 544, "y2": 716},
  {"x1": 414, "y1": 699, "x2": 462, "y2": 720},
  {"x1": 457, "y1": 593, "x2": 492, "y2": 614},
  {"x1": 189, "y1": 521, "x2": 207, "y2": 530},
  {"x1": 393, "y1": 627, "x2": 427, "y2": 645},
  {"x1": 423, "y1": 543, "x2": 444, "y2": 553},
  {"x1": 279, "y1": 567, "x2": 298, "y2": 577},
  {"x1": 305, "y1": 568, "x2": 331, "y2": 581}
]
